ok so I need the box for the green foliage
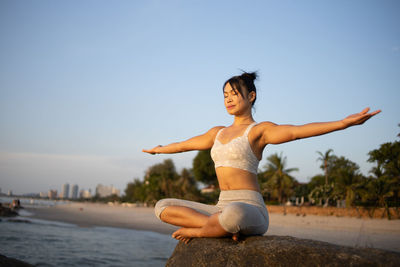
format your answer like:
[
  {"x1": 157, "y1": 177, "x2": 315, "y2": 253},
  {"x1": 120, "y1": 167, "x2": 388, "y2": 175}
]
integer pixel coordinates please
[
  {"x1": 145, "y1": 159, "x2": 179, "y2": 202},
  {"x1": 309, "y1": 183, "x2": 335, "y2": 206},
  {"x1": 368, "y1": 141, "x2": 400, "y2": 179},
  {"x1": 366, "y1": 140, "x2": 400, "y2": 214},
  {"x1": 192, "y1": 149, "x2": 218, "y2": 186},
  {"x1": 173, "y1": 168, "x2": 202, "y2": 201},
  {"x1": 259, "y1": 152, "x2": 298, "y2": 204},
  {"x1": 123, "y1": 159, "x2": 202, "y2": 204},
  {"x1": 293, "y1": 182, "x2": 310, "y2": 202},
  {"x1": 308, "y1": 154, "x2": 366, "y2": 207},
  {"x1": 123, "y1": 179, "x2": 147, "y2": 203},
  {"x1": 329, "y1": 156, "x2": 363, "y2": 207},
  {"x1": 307, "y1": 175, "x2": 325, "y2": 192},
  {"x1": 307, "y1": 139, "x2": 400, "y2": 210}
]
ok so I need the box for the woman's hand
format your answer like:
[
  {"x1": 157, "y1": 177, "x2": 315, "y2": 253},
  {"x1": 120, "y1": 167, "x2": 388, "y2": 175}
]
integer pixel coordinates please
[
  {"x1": 142, "y1": 145, "x2": 163, "y2": 155},
  {"x1": 341, "y1": 107, "x2": 381, "y2": 128}
]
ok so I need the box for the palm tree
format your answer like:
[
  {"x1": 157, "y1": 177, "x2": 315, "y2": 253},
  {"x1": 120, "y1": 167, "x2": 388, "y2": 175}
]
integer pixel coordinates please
[
  {"x1": 331, "y1": 156, "x2": 363, "y2": 207},
  {"x1": 316, "y1": 149, "x2": 334, "y2": 185},
  {"x1": 366, "y1": 176, "x2": 394, "y2": 219},
  {"x1": 262, "y1": 153, "x2": 298, "y2": 204},
  {"x1": 397, "y1": 123, "x2": 400, "y2": 138},
  {"x1": 368, "y1": 140, "x2": 400, "y2": 211}
]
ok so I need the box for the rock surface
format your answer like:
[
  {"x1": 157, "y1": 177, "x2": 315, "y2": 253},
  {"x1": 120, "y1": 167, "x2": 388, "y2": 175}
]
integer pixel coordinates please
[
  {"x1": 166, "y1": 235, "x2": 400, "y2": 267},
  {"x1": 0, "y1": 254, "x2": 35, "y2": 267},
  {"x1": 0, "y1": 204, "x2": 18, "y2": 217}
]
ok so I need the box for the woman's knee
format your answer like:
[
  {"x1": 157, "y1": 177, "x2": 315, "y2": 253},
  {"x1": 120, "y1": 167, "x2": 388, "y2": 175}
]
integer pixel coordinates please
[
  {"x1": 218, "y1": 202, "x2": 268, "y2": 235},
  {"x1": 154, "y1": 198, "x2": 192, "y2": 220},
  {"x1": 218, "y1": 203, "x2": 248, "y2": 233},
  {"x1": 154, "y1": 199, "x2": 172, "y2": 220}
]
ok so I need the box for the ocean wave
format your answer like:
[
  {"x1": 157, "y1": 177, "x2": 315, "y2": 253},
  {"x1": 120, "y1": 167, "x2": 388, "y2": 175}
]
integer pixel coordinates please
[{"x1": 0, "y1": 217, "x2": 177, "y2": 267}]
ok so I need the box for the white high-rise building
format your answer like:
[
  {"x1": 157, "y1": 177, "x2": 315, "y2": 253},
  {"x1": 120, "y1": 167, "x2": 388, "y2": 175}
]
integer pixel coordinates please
[
  {"x1": 71, "y1": 184, "x2": 79, "y2": 199},
  {"x1": 79, "y1": 189, "x2": 92, "y2": 199},
  {"x1": 61, "y1": 183, "x2": 70, "y2": 199}
]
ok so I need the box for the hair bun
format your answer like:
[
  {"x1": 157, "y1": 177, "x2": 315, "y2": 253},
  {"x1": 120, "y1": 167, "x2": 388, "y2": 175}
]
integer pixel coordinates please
[{"x1": 241, "y1": 71, "x2": 258, "y2": 82}]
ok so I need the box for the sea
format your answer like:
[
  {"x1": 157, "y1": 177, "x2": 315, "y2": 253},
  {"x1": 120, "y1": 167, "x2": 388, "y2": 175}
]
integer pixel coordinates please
[{"x1": 0, "y1": 197, "x2": 178, "y2": 267}]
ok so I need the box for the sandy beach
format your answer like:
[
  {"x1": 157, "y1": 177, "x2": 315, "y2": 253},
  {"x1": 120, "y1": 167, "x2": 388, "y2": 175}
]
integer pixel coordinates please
[{"x1": 25, "y1": 202, "x2": 400, "y2": 253}]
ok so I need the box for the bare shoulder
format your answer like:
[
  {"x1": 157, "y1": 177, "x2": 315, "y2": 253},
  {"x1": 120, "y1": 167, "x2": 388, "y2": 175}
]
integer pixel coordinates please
[
  {"x1": 210, "y1": 125, "x2": 225, "y2": 131},
  {"x1": 201, "y1": 126, "x2": 225, "y2": 147},
  {"x1": 206, "y1": 126, "x2": 225, "y2": 136},
  {"x1": 254, "y1": 121, "x2": 278, "y2": 131},
  {"x1": 257, "y1": 121, "x2": 277, "y2": 126},
  {"x1": 251, "y1": 121, "x2": 279, "y2": 142}
]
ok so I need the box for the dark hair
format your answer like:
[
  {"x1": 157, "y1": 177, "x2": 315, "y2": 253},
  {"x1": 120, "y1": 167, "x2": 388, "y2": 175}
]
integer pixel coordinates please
[{"x1": 223, "y1": 71, "x2": 258, "y2": 106}]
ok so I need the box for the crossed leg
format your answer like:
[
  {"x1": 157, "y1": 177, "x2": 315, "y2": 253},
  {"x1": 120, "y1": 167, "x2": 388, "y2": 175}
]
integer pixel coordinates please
[{"x1": 160, "y1": 206, "x2": 239, "y2": 243}]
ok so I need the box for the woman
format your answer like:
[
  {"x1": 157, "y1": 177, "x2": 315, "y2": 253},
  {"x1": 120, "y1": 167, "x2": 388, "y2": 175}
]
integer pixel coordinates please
[{"x1": 143, "y1": 72, "x2": 380, "y2": 244}]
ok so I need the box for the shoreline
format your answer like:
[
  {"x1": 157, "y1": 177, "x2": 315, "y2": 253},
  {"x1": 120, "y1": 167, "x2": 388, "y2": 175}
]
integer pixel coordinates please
[
  {"x1": 22, "y1": 202, "x2": 400, "y2": 252},
  {"x1": 25, "y1": 202, "x2": 178, "y2": 235}
]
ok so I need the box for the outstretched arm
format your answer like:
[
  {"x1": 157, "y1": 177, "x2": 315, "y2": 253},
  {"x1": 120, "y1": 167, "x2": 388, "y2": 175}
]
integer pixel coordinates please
[
  {"x1": 142, "y1": 126, "x2": 223, "y2": 154},
  {"x1": 260, "y1": 107, "x2": 381, "y2": 145}
]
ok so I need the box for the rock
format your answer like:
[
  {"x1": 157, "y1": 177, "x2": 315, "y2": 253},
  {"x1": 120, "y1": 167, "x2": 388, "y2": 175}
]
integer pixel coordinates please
[
  {"x1": 166, "y1": 235, "x2": 400, "y2": 267},
  {"x1": 7, "y1": 219, "x2": 31, "y2": 224},
  {"x1": 0, "y1": 205, "x2": 18, "y2": 217},
  {"x1": 0, "y1": 254, "x2": 35, "y2": 267}
]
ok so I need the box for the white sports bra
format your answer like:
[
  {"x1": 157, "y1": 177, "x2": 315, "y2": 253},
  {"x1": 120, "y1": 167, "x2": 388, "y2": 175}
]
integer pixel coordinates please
[{"x1": 210, "y1": 122, "x2": 260, "y2": 174}]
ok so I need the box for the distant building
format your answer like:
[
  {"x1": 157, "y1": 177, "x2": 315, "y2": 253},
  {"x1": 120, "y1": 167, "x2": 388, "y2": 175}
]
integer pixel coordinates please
[
  {"x1": 48, "y1": 190, "x2": 57, "y2": 199},
  {"x1": 61, "y1": 183, "x2": 70, "y2": 199},
  {"x1": 96, "y1": 184, "x2": 120, "y2": 198},
  {"x1": 7, "y1": 190, "x2": 13, "y2": 196},
  {"x1": 112, "y1": 187, "x2": 120, "y2": 196},
  {"x1": 71, "y1": 184, "x2": 79, "y2": 199},
  {"x1": 39, "y1": 192, "x2": 47, "y2": 198},
  {"x1": 79, "y1": 189, "x2": 92, "y2": 199}
]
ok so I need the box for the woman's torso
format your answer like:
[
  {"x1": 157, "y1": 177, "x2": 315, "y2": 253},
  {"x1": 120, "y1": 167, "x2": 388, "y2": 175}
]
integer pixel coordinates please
[
  {"x1": 211, "y1": 122, "x2": 264, "y2": 192},
  {"x1": 216, "y1": 168, "x2": 260, "y2": 191}
]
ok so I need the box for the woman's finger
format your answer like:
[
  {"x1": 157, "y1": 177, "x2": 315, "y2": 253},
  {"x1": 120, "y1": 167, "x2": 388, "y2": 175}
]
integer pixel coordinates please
[
  {"x1": 369, "y1": 109, "x2": 381, "y2": 116},
  {"x1": 360, "y1": 107, "x2": 370, "y2": 114}
]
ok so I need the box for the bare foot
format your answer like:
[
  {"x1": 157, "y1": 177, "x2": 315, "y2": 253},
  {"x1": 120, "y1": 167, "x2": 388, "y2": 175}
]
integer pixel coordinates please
[
  {"x1": 232, "y1": 233, "x2": 240, "y2": 242},
  {"x1": 172, "y1": 227, "x2": 201, "y2": 244}
]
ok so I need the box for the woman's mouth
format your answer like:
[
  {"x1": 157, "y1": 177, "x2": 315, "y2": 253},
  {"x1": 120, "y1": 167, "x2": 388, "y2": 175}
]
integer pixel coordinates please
[{"x1": 226, "y1": 105, "x2": 235, "y2": 109}]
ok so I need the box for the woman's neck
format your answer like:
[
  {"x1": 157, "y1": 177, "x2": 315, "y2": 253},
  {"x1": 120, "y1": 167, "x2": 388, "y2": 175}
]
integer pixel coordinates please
[{"x1": 233, "y1": 114, "x2": 255, "y2": 126}]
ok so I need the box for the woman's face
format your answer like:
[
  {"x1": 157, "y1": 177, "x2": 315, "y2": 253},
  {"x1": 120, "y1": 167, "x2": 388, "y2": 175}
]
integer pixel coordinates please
[{"x1": 223, "y1": 83, "x2": 254, "y2": 116}]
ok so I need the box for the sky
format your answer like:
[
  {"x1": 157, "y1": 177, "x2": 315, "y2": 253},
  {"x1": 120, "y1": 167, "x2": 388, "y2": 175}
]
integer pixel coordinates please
[{"x1": 0, "y1": 0, "x2": 399, "y2": 195}]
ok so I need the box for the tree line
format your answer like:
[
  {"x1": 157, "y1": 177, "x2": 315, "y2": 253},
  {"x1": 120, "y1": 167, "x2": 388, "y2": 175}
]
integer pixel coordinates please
[{"x1": 123, "y1": 133, "x2": 399, "y2": 216}]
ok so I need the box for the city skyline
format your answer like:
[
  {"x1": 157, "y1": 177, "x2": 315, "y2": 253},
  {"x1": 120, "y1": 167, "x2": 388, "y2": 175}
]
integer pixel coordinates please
[
  {"x1": 0, "y1": 182, "x2": 121, "y2": 200},
  {"x1": 1, "y1": 1, "x2": 399, "y2": 194}
]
